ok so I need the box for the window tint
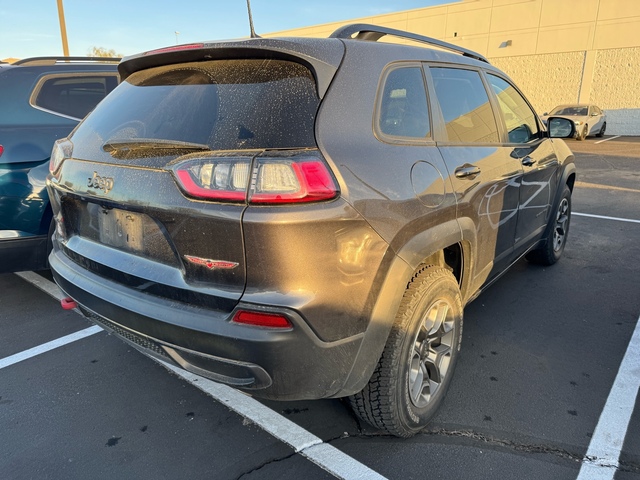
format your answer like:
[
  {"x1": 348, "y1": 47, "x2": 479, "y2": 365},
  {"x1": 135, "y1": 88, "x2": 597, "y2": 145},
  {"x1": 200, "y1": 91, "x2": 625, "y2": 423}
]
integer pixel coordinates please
[
  {"x1": 430, "y1": 67, "x2": 499, "y2": 144},
  {"x1": 34, "y1": 75, "x2": 118, "y2": 119},
  {"x1": 72, "y1": 59, "x2": 319, "y2": 153},
  {"x1": 487, "y1": 74, "x2": 539, "y2": 143},
  {"x1": 378, "y1": 67, "x2": 430, "y2": 138}
]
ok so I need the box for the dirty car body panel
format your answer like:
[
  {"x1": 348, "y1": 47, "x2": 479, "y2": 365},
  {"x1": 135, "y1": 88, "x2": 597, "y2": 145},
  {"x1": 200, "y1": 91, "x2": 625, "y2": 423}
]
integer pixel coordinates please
[{"x1": 47, "y1": 28, "x2": 576, "y2": 432}]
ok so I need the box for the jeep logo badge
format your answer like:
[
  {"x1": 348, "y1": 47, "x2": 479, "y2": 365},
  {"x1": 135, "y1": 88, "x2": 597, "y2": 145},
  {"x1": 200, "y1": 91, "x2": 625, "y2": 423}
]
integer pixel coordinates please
[{"x1": 88, "y1": 171, "x2": 114, "y2": 194}]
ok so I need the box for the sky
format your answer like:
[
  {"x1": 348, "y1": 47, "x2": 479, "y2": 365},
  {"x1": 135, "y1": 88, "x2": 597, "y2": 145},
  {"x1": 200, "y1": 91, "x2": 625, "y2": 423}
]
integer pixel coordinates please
[{"x1": 1, "y1": 0, "x2": 459, "y2": 60}]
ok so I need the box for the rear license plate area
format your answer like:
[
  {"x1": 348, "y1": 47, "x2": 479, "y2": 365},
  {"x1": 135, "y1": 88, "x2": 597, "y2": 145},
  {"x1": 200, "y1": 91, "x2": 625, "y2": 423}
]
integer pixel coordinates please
[{"x1": 98, "y1": 208, "x2": 144, "y2": 253}]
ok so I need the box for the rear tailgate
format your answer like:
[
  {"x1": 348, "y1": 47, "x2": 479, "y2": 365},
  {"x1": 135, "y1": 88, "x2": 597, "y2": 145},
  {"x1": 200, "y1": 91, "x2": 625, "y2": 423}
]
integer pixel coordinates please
[{"x1": 49, "y1": 41, "x2": 344, "y2": 315}]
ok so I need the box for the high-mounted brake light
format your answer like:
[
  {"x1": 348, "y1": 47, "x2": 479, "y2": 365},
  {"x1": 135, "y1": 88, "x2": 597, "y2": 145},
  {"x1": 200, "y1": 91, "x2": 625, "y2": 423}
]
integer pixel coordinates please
[
  {"x1": 143, "y1": 44, "x2": 205, "y2": 56},
  {"x1": 232, "y1": 310, "x2": 292, "y2": 329},
  {"x1": 172, "y1": 153, "x2": 338, "y2": 205}
]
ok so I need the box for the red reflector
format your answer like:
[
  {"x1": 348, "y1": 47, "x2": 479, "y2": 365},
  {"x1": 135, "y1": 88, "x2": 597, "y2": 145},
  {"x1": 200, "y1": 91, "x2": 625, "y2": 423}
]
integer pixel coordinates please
[
  {"x1": 144, "y1": 43, "x2": 205, "y2": 55},
  {"x1": 61, "y1": 297, "x2": 78, "y2": 310},
  {"x1": 232, "y1": 311, "x2": 292, "y2": 329}
]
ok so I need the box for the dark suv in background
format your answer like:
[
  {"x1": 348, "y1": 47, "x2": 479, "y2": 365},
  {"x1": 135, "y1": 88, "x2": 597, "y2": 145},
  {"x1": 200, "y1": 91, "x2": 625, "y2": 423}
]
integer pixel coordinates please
[
  {"x1": 0, "y1": 57, "x2": 118, "y2": 273},
  {"x1": 47, "y1": 25, "x2": 576, "y2": 436}
]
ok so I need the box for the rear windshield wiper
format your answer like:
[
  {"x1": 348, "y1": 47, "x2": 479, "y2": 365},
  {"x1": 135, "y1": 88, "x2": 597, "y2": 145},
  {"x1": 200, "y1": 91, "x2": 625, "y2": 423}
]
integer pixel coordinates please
[{"x1": 103, "y1": 138, "x2": 212, "y2": 155}]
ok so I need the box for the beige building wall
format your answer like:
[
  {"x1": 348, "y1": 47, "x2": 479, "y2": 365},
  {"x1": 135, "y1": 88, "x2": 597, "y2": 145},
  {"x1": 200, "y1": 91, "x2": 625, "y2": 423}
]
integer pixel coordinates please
[{"x1": 266, "y1": 0, "x2": 640, "y2": 135}]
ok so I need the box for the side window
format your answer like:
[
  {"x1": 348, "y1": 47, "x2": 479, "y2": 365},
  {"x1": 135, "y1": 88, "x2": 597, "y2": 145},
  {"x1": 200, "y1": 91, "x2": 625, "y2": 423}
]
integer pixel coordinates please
[
  {"x1": 33, "y1": 75, "x2": 118, "y2": 119},
  {"x1": 378, "y1": 67, "x2": 430, "y2": 139},
  {"x1": 487, "y1": 74, "x2": 539, "y2": 143},
  {"x1": 430, "y1": 67, "x2": 499, "y2": 144}
]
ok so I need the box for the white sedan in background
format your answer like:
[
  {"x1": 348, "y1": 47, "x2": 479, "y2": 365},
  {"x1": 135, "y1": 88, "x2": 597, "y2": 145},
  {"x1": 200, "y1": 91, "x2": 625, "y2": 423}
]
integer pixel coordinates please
[{"x1": 541, "y1": 104, "x2": 607, "y2": 140}]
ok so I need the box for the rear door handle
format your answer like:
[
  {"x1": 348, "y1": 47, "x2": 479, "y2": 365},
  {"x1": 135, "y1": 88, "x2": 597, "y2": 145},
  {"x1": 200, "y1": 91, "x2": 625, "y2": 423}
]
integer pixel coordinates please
[{"x1": 455, "y1": 164, "x2": 481, "y2": 178}]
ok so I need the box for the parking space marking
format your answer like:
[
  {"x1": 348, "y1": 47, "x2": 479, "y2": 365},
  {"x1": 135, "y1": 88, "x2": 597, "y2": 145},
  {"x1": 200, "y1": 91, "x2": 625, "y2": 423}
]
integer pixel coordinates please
[
  {"x1": 594, "y1": 135, "x2": 621, "y2": 144},
  {"x1": 161, "y1": 361, "x2": 388, "y2": 480},
  {"x1": 576, "y1": 314, "x2": 640, "y2": 480},
  {"x1": 574, "y1": 212, "x2": 640, "y2": 225},
  {"x1": 14, "y1": 272, "x2": 387, "y2": 480},
  {"x1": 0, "y1": 325, "x2": 102, "y2": 370},
  {"x1": 15, "y1": 271, "x2": 68, "y2": 302},
  {"x1": 575, "y1": 182, "x2": 640, "y2": 194}
]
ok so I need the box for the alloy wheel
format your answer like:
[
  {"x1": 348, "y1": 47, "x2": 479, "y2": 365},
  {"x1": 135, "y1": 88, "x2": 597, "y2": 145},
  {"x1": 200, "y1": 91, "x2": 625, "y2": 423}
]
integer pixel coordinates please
[
  {"x1": 408, "y1": 299, "x2": 455, "y2": 408},
  {"x1": 553, "y1": 197, "x2": 570, "y2": 252}
]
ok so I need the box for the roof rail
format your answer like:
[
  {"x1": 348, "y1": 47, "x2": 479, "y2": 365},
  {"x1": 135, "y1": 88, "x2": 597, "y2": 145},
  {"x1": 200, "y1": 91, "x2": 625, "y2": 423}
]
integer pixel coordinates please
[
  {"x1": 13, "y1": 56, "x2": 121, "y2": 66},
  {"x1": 329, "y1": 23, "x2": 489, "y2": 64}
]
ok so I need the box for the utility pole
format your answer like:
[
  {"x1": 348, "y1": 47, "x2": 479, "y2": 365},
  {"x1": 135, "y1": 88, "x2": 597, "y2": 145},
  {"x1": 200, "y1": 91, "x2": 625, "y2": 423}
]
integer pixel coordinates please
[{"x1": 56, "y1": 0, "x2": 70, "y2": 56}]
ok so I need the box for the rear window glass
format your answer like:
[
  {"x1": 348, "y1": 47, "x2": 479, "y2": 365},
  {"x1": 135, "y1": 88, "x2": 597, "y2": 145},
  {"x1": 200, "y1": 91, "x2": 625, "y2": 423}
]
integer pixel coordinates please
[
  {"x1": 71, "y1": 59, "x2": 319, "y2": 154},
  {"x1": 33, "y1": 75, "x2": 118, "y2": 119}
]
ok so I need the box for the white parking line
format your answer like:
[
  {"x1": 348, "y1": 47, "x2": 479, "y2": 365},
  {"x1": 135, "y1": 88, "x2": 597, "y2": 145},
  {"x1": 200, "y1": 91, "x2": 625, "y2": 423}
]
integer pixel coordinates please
[
  {"x1": 576, "y1": 314, "x2": 640, "y2": 480},
  {"x1": 594, "y1": 135, "x2": 621, "y2": 144},
  {"x1": 0, "y1": 325, "x2": 102, "y2": 370},
  {"x1": 12, "y1": 273, "x2": 387, "y2": 480},
  {"x1": 574, "y1": 212, "x2": 640, "y2": 225},
  {"x1": 162, "y1": 362, "x2": 387, "y2": 480},
  {"x1": 15, "y1": 271, "x2": 72, "y2": 301}
]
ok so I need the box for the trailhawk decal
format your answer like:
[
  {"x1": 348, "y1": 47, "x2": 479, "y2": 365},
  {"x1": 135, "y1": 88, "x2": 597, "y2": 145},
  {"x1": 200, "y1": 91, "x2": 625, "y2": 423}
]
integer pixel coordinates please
[{"x1": 184, "y1": 255, "x2": 239, "y2": 270}]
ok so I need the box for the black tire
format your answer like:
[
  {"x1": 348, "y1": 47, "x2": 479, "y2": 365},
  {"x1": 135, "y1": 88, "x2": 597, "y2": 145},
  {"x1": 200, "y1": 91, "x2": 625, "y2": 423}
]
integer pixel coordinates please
[
  {"x1": 596, "y1": 122, "x2": 606, "y2": 138},
  {"x1": 526, "y1": 185, "x2": 571, "y2": 266},
  {"x1": 349, "y1": 266, "x2": 463, "y2": 437},
  {"x1": 576, "y1": 124, "x2": 588, "y2": 141}
]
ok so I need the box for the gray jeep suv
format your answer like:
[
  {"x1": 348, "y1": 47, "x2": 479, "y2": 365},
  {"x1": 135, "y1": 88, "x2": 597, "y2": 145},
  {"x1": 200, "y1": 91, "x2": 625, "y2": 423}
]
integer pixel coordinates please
[{"x1": 47, "y1": 24, "x2": 576, "y2": 437}]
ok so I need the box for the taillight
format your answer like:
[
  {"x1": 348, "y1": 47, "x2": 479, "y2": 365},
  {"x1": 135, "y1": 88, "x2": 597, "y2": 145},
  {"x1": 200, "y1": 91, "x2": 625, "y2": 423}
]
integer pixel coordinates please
[
  {"x1": 173, "y1": 156, "x2": 251, "y2": 201},
  {"x1": 0, "y1": 145, "x2": 4, "y2": 158},
  {"x1": 249, "y1": 159, "x2": 337, "y2": 204},
  {"x1": 172, "y1": 152, "x2": 338, "y2": 204},
  {"x1": 232, "y1": 310, "x2": 292, "y2": 329},
  {"x1": 49, "y1": 139, "x2": 73, "y2": 174}
]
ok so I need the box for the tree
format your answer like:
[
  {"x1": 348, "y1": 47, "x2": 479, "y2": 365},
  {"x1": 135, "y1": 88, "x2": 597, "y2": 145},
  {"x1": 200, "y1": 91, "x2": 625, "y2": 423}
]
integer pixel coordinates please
[{"x1": 87, "y1": 46, "x2": 123, "y2": 58}]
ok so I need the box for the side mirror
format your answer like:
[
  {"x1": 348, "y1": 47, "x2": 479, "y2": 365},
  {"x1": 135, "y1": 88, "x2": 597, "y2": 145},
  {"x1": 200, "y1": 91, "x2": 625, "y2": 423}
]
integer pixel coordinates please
[
  {"x1": 547, "y1": 117, "x2": 576, "y2": 138},
  {"x1": 543, "y1": 112, "x2": 548, "y2": 116}
]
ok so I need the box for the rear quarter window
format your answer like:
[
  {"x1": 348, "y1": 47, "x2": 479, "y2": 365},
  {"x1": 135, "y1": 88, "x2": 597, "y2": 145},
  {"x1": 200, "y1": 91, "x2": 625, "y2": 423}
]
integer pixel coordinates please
[{"x1": 377, "y1": 66, "x2": 431, "y2": 140}]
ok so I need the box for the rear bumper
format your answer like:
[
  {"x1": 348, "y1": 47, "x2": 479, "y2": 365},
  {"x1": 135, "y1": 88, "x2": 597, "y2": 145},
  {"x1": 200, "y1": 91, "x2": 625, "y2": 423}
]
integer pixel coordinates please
[{"x1": 50, "y1": 248, "x2": 365, "y2": 400}]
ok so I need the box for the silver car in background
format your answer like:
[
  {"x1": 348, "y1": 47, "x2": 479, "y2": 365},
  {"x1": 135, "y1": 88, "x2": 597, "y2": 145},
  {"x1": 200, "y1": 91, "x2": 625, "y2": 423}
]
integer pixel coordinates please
[{"x1": 541, "y1": 104, "x2": 606, "y2": 140}]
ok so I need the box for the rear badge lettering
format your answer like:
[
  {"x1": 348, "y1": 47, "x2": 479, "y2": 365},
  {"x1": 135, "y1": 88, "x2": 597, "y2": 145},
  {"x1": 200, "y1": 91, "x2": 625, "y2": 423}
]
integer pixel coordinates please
[
  {"x1": 184, "y1": 255, "x2": 239, "y2": 270},
  {"x1": 88, "y1": 171, "x2": 114, "y2": 194}
]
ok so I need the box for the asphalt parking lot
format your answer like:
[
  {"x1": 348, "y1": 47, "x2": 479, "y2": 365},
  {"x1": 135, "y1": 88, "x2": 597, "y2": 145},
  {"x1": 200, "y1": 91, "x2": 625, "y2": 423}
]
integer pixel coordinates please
[{"x1": 1, "y1": 136, "x2": 639, "y2": 480}]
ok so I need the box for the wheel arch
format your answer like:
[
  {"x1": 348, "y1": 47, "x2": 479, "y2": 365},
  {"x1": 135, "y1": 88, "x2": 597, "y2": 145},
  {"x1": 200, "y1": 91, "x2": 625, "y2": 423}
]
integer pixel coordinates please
[{"x1": 335, "y1": 219, "x2": 472, "y2": 396}]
